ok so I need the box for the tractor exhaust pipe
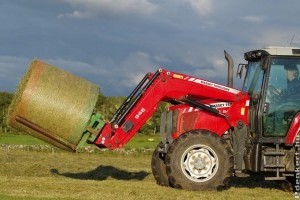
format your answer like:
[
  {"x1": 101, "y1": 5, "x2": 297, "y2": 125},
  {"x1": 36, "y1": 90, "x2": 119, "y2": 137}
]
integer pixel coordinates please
[{"x1": 224, "y1": 50, "x2": 233, "y2": 88}]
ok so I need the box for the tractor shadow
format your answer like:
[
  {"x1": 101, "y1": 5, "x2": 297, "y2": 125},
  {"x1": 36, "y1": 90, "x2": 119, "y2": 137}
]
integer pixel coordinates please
[
  {"x1": 228, "y1": 172, "x2": 291, "y2": 191},
  {"x1": 50, "y1": 165, "x2": 150, "y2": 181}
]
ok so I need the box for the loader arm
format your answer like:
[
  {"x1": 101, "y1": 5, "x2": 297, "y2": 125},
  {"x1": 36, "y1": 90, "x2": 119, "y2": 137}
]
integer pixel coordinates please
[{"x1": 94, "y1": 69, "x2": 249, "y2": 149}]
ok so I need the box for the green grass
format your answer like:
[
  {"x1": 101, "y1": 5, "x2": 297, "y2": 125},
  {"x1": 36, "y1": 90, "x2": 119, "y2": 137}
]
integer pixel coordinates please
[
  {"x1": 0, "y1": 132, "x2": 161, "y2": 149},
  {"x1": 125, "y1": 134, "x2": 160, "y2": 149},
  {"x1": 0, "y1": 149, "x2": 293, "y2": 200},
  {"x1": 0, "y1": 132, "x2": 295, "y2": 199},
  {"x1": 0, "y1": 133, "x2": 46, "y2": 145}
]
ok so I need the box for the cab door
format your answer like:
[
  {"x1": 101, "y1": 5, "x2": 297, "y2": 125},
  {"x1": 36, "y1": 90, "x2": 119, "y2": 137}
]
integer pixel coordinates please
[{"x1": 263, "y1": 58, "x2": 300, "y2": 137}]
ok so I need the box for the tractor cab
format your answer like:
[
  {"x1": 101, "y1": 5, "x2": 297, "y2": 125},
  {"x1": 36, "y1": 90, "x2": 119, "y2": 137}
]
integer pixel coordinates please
[
  {"x1": 242, "y1": 46, "x2": 300, "y2": 140},
  {"x1": 240, "y1": 46, "x2": 300, "y2": 179}
]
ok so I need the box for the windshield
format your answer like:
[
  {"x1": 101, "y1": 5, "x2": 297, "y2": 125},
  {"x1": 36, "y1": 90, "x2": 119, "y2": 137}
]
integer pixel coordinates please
[
  {"x1": 268, "y1": 57, "x2": 300, "y2": 90},
  {"x1": 242, "y1": 61, "x2": 264, "y2": 94}
]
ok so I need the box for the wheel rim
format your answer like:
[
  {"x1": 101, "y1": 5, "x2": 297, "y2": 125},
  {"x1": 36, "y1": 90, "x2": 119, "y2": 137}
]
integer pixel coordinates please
[{"x1": 181, "y1": 144, "x2": 219, "y2": 182}]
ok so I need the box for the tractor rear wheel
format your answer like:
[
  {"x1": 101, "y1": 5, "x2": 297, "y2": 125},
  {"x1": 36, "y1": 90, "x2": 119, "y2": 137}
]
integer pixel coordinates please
[
  {"x1": 151, "y1": 142, "x2": 169, "y2": 186},
  {"x1": 166, "y1": 130, "x2": 233, "y2": 190}
]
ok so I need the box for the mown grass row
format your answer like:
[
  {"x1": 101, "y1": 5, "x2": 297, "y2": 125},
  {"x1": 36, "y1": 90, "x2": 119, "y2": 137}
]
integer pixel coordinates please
[
  {"x1": 0, "y1": 149, "x2": 293, "y2": 200},
  {"x1": 0, "y1": 132, "x2": 294, "y2": 199},
  {"x1": 0, "y1": 132, "x2": 161, "y2": 150}
]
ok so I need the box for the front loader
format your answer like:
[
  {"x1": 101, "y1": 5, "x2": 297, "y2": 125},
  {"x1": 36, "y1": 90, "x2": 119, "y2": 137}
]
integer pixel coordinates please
[{"x1": 7, "y1": 46, "x2": 300, "y2": 190}]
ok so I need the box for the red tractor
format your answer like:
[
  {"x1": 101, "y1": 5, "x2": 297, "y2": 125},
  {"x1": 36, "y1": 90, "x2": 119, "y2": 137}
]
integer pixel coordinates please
[{"x1": 9, "y1": 46, "x2": 300, "y2": 190}]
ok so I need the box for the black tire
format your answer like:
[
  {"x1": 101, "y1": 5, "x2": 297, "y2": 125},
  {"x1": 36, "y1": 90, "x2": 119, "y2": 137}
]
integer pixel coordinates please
[
  {"x1": 151, "y1": 142, "x2": 169, "y2": 186},
  {"x1": 281, "y1": 179, "x2": 294, "y2": 192},
  {"x1": 166, "y1": 130, "x2": 233, "y2": 190}
]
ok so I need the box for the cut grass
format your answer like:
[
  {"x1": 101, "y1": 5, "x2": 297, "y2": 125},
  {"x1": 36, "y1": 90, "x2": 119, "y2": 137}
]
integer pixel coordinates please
[
  {"x1": 0, "y1": 133, "x2": 161, "y2": 149},
  {"x1": 0, "y1": 133, "x2": 46, "y2": 145},
  {"x1": 0, "y1": 149, "x2": 293, "y2": 200},
  {"x1": 125, "y1": 134, "x2": 161, "y2": 149},
  {"x1": 0, "y1": 133, "x2": 294, "y2": 199}
]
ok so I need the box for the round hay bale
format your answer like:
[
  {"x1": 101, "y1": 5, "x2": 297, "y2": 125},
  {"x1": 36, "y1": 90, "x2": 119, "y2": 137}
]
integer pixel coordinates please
[{"x1": 7, "y1": 60, "x2": 99, "y2": 151}]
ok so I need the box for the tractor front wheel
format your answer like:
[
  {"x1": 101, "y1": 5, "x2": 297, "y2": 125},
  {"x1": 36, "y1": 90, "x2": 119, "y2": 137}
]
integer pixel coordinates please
[
  {"x1": 165, "y1": 130, "x2": 233, "y2": 190},
  {"x1": 151, "y1": 142, "x2": 169, "y2": 186}
]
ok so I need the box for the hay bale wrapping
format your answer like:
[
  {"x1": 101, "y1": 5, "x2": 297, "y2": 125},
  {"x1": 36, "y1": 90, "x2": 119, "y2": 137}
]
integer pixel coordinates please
[{"x1": 7, "y1": 60, "x2": 99, "y2": 151}]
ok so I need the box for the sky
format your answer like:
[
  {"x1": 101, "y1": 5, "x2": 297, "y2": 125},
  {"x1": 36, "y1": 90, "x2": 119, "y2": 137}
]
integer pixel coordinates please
[{"x1": 1, "y1": 0, "x2": 300, "y2": 96}]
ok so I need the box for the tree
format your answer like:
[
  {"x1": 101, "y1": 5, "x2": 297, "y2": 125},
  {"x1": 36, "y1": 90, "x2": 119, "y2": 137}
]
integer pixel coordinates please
[
  {"x1": 0, "y1": 92, "x2": 13, "y2": 133},
  {"x1": 95, "y1": 92, "x2": 125, "y2": 120},
  {"x1": 94, "y1": 92, "x2": 168, "y2": 135},
  {"x1": 140, "y1": 102, "x2": 169, "y2": 135},
  {"x1": 0, "y1": 90, "x2": 168, "y2": 135}
]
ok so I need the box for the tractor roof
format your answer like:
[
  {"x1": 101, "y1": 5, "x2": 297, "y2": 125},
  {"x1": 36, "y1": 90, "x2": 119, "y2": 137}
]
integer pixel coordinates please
[
  {"x1": 244, "y1": 46, "x2": 300, "y2": 61},
  {"x1": 262, "y1": 46, "x2": 300, "y2": 56}
]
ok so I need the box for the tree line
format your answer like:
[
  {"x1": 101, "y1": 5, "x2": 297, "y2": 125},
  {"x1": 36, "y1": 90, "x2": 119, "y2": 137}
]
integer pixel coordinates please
[
  {"x1": 0, "y1": 91, "x2": 166, "y2": 135},
  {"x1": 0, "y1": 92, "x2": 13, "y2": 133}
]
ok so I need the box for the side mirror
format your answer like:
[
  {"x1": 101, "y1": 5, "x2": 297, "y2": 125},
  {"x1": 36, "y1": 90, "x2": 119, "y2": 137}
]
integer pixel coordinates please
[{"x1": 237, "y1": 64, "x2": 247, "y2": 78}]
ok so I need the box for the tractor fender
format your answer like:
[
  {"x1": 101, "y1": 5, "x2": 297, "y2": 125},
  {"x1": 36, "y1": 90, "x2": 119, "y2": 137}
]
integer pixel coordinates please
[{"x1": 285, "y1": 113, "x2": 300, "y2": 145}]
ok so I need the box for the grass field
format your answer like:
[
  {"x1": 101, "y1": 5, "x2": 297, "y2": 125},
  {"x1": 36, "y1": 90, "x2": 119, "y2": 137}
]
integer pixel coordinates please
[
  {"x1": 0, "y1": 133, "x2": 161, "y2": 149},
  {"x1": 0, "y1": 133, "x2": 295, "y2": 199}
]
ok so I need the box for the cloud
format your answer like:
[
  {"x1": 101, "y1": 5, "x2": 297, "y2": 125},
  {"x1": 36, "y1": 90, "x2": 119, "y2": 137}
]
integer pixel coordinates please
[
  {"x1": 193, "y1": 56, "x2": 227, "y2": 79},
  {"x1": 0, "y1": 56, "x2": 29, "y2": 75},
  {"x1": 0, "y1": 52, "x2": 167, "y2": 95},
  {"x1": 250, "y1": 29, "x2": 300, "y2": 47},
  {"x1": 114, "y1": 51, "x2": 158, "y2": 88},
  {"x1": 153, "y1": 55, "x2": 171, "y2": 63},
  {"x1": 46, "y1": 58, "x2": 109, "y2": 77},
  {"x1": 58, "y1": 0, "x2": 159, "y2": 19},
  {"x1": 48, "y1": 52, "x2": 163, "y2": 94},
  {"x1": 0, "y1": 56, "x2": 30, "y2": 91},
  {"x1": 59, "y1": 10, "x2": 94, "y2": 19},
  {"x1": 184, "y1": 0, "x2": 213, "y2": 16},
  {"x1": 2, "y1": 0, "x2": 300, "y2": 95},
  {"x1": 242, "y1": 16, "x2": 266, "y2": 23}
]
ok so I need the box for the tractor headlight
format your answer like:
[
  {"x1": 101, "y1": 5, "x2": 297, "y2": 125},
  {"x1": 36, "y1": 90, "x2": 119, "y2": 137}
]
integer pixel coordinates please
[{"x1": 244, "y1": 50, "x2": 264, "y2": 61}]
